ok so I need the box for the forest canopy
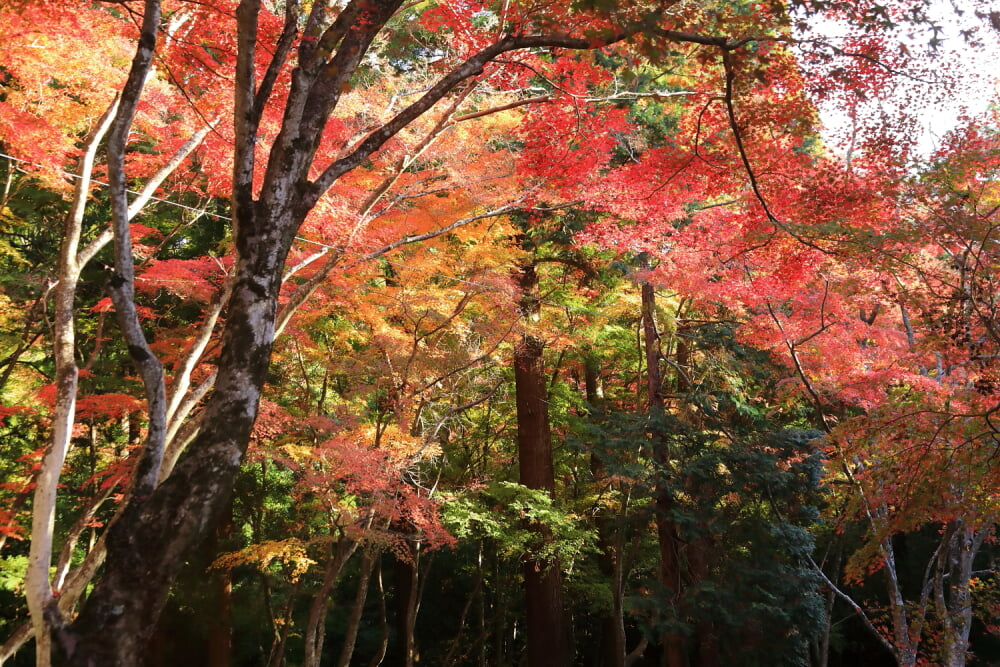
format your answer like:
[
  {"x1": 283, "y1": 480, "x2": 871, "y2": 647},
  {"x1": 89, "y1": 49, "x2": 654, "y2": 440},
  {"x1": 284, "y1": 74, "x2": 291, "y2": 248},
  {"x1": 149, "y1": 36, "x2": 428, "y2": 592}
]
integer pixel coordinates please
[{"x1": 0, "y1": 0, "x2": 998, "y2": 665}]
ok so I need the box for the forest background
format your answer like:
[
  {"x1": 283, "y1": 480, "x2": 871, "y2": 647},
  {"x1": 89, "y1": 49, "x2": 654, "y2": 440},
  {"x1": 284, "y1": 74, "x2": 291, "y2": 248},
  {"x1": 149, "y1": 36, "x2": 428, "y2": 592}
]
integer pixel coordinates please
[{"x1": 0, "y1": 0, "x2": 999, "y2": 665}]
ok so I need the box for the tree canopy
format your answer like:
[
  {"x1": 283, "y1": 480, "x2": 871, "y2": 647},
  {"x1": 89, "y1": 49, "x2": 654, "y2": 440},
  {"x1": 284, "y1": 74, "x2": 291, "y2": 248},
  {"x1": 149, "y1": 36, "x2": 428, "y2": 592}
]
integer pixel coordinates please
[{"x1": 0, "y1": 0, "x2": 998, "y2": 665}]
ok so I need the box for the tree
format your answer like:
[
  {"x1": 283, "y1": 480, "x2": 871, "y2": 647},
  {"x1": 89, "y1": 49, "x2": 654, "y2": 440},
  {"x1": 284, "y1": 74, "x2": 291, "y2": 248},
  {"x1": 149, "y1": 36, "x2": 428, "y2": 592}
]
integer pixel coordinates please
[
  {"x1": 5, "y1": 0, "x2": 713, "y2": 663},
  {"x1": 569, "y1": 3, "x2": 999, "y2": 661},
  {"x1": 4, "y1": 0, "x2": 998, "y2": 664}
]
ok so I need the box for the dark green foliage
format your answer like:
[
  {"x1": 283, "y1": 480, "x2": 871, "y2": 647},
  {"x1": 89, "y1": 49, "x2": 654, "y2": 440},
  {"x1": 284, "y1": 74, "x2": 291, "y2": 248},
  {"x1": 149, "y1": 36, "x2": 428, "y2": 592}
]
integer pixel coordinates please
[{"x1": 572, "y1": 403, "x2": 826, "y2": 664}]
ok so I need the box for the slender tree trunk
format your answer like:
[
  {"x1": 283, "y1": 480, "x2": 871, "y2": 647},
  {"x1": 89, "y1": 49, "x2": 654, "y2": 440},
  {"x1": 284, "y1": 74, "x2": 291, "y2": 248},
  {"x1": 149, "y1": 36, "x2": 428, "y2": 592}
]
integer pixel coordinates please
[
  {"x1": 24, "y1": 84, "x2": 121, "y2": 667},
  {"x1": 336, "y1": 549, "x2": 378, "y2": 667},
  {"x1": 442, "y1": 556, "x2": 484, "y2": 667},
  {"x1": 491, "y1": 545, "x2": 507, "y2": 667},
  {"x1": 514, "y1": 262, "x2": 570, "y2": 667},
  {"x1": 303, "y1": 538, "x2": 357, "y2": 667},
  {"x1": 265, "y1": 577, "x2": 301, "y2": 667},
  {"x1": 368, "y1": 558, "x2": 390, "y2": 667},
  {"x1": 816, "y1": 542, "x2": 843, "y2": 667},
  {"x1": 640, "y1": 277, "x2": 686, "y2": 667},
  {"x1": 477, "y1": 546, "x2": 487, "y2": 667},
  {"x1": 881, "y1": 533, "x2": 917, "y2": 667}
]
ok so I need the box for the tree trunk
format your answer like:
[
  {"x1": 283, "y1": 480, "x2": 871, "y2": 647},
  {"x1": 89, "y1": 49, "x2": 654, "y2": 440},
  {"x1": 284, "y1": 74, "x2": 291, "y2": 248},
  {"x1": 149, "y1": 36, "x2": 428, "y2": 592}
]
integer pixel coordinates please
[
  {"x1": 394, "y1": 541, "x2": 420, "y2": 667},
  {"x1": 336, "y1": 549, "x2": 378, "y2": 667},
  {"x1": 57, "y1": 207, "x2": 294, "y2": 665},
  {"x1": 265, "y1": 577, "x2": 301, "y2": 667},
  {"x1": 442, "y1": 552, "x2": 484, "y2": 667},
  {"x1": 640, "y1": 277, "x2": 686, "y2": 667},
  {"x1": 816, "y1": 542, "x2": 842, "y2": 667},
  {"x1": 935, "y1": 520, "x2": 981, "y2": 667},
  {"x1": 207, "y1": 504, "x2": 234, "y2": 667},
  {"x1": 585, "y1": 355, "x2": 626, "y2": 667},
  {"x1": 367, "y1": 558, "x2": 390, "y2": 667},
  {"x1": 303, "y1": 538, "x2": 357, "y2": 667},
  {"x1": 881, "y1": 532, "x2": 917, "y2": 667},
  {"x1": 24, "y1": 82, "x2": 120, "y2": 667},
  {"x1": 514, "y1": 262, "x2": 570, "y2": 667},
  {"x1": 491, "y1": 543, "x2": 508, "y2": 667}
]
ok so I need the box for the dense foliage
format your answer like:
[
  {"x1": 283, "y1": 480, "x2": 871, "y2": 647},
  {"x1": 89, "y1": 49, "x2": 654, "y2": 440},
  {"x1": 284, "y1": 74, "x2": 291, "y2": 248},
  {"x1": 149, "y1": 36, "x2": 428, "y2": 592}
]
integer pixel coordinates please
[{"x1": 0, "y1": 0, "x2": 998, "y2": 665}]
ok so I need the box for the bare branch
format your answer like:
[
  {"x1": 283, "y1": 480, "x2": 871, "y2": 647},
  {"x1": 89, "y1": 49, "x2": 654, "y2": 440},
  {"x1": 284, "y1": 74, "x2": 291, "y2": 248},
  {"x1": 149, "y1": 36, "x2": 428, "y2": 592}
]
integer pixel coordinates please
[{"x1": 807, "y1": 554, "x2": 897, "y2": 656}]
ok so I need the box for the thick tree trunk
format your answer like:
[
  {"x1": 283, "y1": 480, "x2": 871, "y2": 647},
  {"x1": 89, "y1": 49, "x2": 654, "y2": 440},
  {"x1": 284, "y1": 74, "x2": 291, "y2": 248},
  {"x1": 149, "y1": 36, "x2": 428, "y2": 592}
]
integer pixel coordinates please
[
  {"x1": 585, "y1": 356, "x2": 627, "y2": 667},
  {"x1": 394, "y1": 541, "x2": 420, "y2": 667},
  {"x1": 207, "y1": 504, "x2": 234, "y2": 667},
  {"x1": 51, "y1": 3, "x2": 405, "y2": 654},
  {"x1": 57, "y1": 212, "x2": 292, "y2": 665},
  {"x1": 514, "y1": 262, "x2": 570, "y2": 667},
  {"x1": 640, "y1": 278, "x2": 686, "y2": 667}
]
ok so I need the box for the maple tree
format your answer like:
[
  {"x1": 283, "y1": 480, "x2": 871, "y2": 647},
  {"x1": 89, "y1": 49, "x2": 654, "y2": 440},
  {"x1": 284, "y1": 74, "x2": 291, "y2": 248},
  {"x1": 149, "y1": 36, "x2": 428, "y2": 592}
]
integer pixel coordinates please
[
  {"x1": 569, "y1": 4, "x2": 1000, "y2": 662},
  {"x1": 812, "y1": 114, "x2": 1000, "y2": 667},
  {"x1": 0, "y1": 0, "x2": 998, "y2": 665}
]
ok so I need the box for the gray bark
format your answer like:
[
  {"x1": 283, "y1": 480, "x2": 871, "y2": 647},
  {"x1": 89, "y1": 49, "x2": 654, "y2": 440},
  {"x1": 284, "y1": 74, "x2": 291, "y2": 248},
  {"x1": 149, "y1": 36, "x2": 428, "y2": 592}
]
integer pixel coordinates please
[
  {"x1": 24, "y1": 93, "x2": 120, "y2": 667},
  {"x1": 29, "y1": 0, "x2": 648, "y2": 661}
]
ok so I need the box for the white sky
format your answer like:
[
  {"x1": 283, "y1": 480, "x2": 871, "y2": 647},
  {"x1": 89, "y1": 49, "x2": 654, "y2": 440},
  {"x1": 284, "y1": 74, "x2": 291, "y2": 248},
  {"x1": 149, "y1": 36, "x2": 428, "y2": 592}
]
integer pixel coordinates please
[{"x1": 801, "y1": 2, "x2": 1000, "y2": 158}]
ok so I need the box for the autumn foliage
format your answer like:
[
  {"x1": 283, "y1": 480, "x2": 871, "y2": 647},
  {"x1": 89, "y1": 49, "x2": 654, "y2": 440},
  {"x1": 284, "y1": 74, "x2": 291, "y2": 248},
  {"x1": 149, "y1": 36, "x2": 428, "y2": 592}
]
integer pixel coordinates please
[{"x1": 0, "y1": 0, "x2": 998, "y2": 665}]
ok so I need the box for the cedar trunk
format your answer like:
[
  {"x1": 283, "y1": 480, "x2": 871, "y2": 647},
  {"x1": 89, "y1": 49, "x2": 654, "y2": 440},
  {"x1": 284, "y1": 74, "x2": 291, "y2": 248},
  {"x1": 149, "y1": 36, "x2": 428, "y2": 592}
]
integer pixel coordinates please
[
  {"x1": 640, "y1": 278, "x2": 686, "y2": 667},
  {"x1": 585, "y1": 356, "x2": 627, "y2": 667},
  {"x1": 514, "y1": 262, "x2": 569, "y2": 667}
]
